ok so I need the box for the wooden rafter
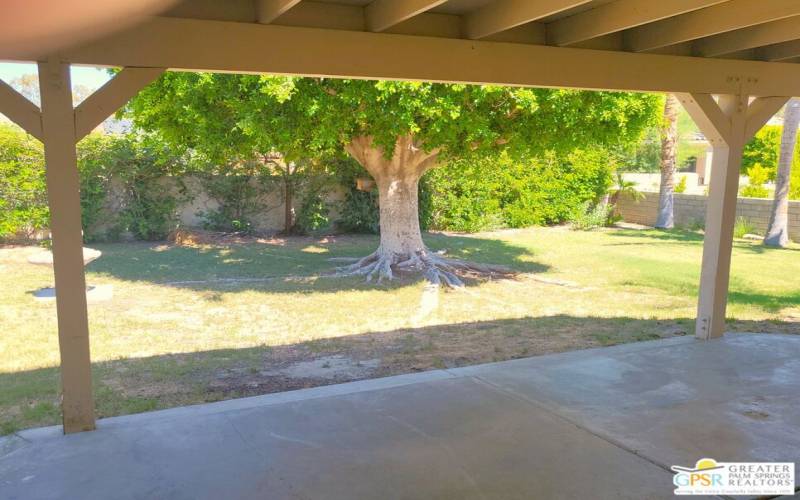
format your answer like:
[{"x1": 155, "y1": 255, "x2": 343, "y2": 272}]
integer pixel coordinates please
[
  {"x1": 464, "y1": 0, "x2": 591, "y2": 40},
  {"x1": 256, "y1": 0, "x2": 303, "y2": 24},
  {"x1": 626, "y1": 0, "x2": 800, "y2": 52},
  {"x1": 547, "y1": 0, "x2": 724, "y2": 47},
  {"x1": 695, "y1": 16, "x2": 800, "y2": 57},
  {"x1": 365, "y1": 0, "x2": 448, "y2": 32}
]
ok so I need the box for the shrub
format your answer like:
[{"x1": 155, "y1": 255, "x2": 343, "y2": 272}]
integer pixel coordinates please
[
  {"x1": 569, "y1": 201, "x2": 612, "y2": 231},
  {"x1": 425, "y1": 148, "x2": 613, "y2": 232},
  {"x1": 674, "y1": 176, "x2": 687, "y2": 194},
  {"x1": 0, "y1": 125, "x2": 47, "y2": 239},
  {"x1": 740, "y1": 163, "x2": 770, "y2": 199},
  {"x1": 733, "y1": 216, "x2": 757, "y2": 238},
  {"x1": 296, "y1": 188, "x2": 330, "y2": 234}
]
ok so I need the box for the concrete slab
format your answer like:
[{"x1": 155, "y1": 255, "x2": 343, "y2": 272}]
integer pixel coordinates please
[
  {"x1": 1, "y1": 333, "x2": 797, "y2": 499},
  {"x1": 459, "y1": 333, "x2": 800, "y2": 476}
]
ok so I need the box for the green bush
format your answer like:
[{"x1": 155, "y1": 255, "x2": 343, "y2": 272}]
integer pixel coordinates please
[
  {"x1": 674, "y1": 176, "x2": 687, "y2": 194},
  {"x1": 569, "y1": 201, "x2": 612, "y2": 231},
  {"x1": 740, "y1": 163, "x2": 771, "y2": 199},
  {"x1": 425, "y1": 148, "x2": 613, "y2": 232},
  {"x1": 296, "y1": 188, "x2": 330, "y2": 234},
  {"x1": 0, "y1": 127, "x2": 186, "y2": 242},
  {"x1": 733, "y1": 216, "x2": 758, "y2": 238},
  {"x1": 0, "y1": 125, "x2": 47, "y2": 239}
]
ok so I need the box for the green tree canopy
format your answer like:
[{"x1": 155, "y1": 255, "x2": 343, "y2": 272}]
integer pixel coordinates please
[{"x1": 128, "y1": 74, "x2": 660, "y2": 285}]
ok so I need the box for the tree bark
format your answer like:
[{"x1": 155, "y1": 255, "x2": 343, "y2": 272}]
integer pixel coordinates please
[
  {"x1": 765, "y1": 98, "x2": 800, "y2": 247},
  {"x1": 284, "y1": 176, "x2": 294, "y2": 233},
  {"x1": 339, "y1": 135, "x2": 509, "y2": 286},
  {"x1": 656, "y1": 94, "x2": 679, "y2": 229}
]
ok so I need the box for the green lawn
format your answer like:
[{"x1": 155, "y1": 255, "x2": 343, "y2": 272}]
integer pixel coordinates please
[{"x1": 1, "y1": 226, "x2": 799, "y2": 434}]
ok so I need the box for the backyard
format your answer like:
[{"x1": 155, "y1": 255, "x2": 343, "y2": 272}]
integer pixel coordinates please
[{"x1": 1, "y1": 225, "x2": 799, "y2": 434}]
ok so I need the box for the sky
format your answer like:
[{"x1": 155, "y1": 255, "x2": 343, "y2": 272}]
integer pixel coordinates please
[{"x1": 0, "y1": 61, "x2": 111, "y2": 90}]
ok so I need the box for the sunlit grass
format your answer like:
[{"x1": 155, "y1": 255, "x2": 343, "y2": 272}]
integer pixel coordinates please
[{"x1": 1, "y1": 227, "x2": 798, "y2": 433}]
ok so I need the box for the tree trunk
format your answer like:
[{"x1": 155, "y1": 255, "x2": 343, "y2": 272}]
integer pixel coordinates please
[
  {"x1": 284, "y1": 177, "x2": 294, "y2": 233},
  {"x1": 764, "y1": 98, "x2": 800, "y2": 247},
  {"x1": 339, "y1": 135, "x2": 509, "y2": 287},
  {"x1": 656, "y1": 94, "x2": 679, "y2": 229}
]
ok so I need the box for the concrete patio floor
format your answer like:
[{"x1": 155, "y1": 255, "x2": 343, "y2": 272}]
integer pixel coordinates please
[{"x1": 2, "y1": 333, "x2": 799, "y2": 499}]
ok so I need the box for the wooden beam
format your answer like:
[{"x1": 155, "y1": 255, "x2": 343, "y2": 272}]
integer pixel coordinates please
[
  {"x1": 695, "y1": 16, "x2": 800, "y2": 57},
  {"x1": 547, "y1": 0, "x2": 724, "y2": 47},
  {"x1": 694, "y1": 93, "x2": 749, "y2": 340},
  {"x1": 688, "y1": 93, "x2": 790, "y2": 339},
  {"x1": 40, "y1": 17, "x2": 800, "y2": 97},
  {"x1": 464, "y1": 0, "x2": 591, "y2": 40},
  {"x1": 745, "y1": 96, "x2": 791, "y2": 138},
  {"x1": 365, "y1": 0, "x2": 447, "y2": 32},
  {"x1": 675, "y1": 93, "x2": 730, "y2": 145},
  {"x1": 626, "y1": 0, "x2": 800, "y2": 53},
  {"x1": 74, "y1": 67, "x2": 164, "y2": 140},
  {"x1": 37, "y1": 59, "x2": 95, "y2": 433},
  {"x1": 758, "y1": 39, "x2": 800, "y2": 62},
  {"x1": 255, "y1": 0, "x2": 302, "y2": 24},
  {"x1": 0, "y1": 79, "x2": 42, "y2": 140}
]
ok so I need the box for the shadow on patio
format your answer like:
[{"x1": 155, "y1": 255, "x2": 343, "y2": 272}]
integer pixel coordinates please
[{"x1": 2, "y1": 332, "x2": 799, "y2": 499}]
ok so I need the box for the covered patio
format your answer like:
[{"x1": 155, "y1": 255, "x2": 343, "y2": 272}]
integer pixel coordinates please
[
  {"x1": 1, "y1": 0, "x2": 800, "y2": 496},
  {"x1": 2, "y1": 333, "x2": 799, "y2": 498}
]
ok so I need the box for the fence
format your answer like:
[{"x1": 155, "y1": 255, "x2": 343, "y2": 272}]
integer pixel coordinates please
[{"x1": 616, "y1": 192, "x2": 800, "y2": 241}]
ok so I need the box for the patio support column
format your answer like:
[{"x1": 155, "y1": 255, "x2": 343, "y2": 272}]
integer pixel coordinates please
[
  {"x1": 38, "y1": 59, "x2": 95, "y2": 433},
  {"x1": 677, "y1": 92, "x2": 790, "y2": 340}
]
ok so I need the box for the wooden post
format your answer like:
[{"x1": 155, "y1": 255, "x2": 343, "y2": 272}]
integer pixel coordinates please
[
  {"x1": 678, "y1": 93, "x2": 790, "y2": 339},
  {"x1": 38, "y1": 59, "x2": 96, "y2": 433}
]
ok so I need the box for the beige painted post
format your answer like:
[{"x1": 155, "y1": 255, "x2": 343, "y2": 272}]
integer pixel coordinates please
[
  {"x1": 696, "y1": 94, "x2": 747, "y2": 339},
  {"x1": 683, "y1": 93, "x2": 790, "y2": 339},
  {"x1": 38, "y1": 59, "x2": 96, "y2": 433}
]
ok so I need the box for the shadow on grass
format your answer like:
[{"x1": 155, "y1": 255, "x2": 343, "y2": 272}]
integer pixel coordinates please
[
  {"x1": 2, "y1": 314, "x2": 798, "y2": 434},
  {"x1": 86, "y1": 232, "x2": 548, "y2": 293}
]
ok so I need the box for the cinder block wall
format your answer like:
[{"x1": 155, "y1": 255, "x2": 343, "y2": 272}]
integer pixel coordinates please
[{"x1": 617, "y1": 192, "x2": 800, "y2": 241}]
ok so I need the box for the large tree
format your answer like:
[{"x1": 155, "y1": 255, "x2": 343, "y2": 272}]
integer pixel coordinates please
[
  {"x1": 764, "y1": 98, "x2": 800, "y2": 247},
  {"x1": 655, "y1": 94, "x2": 679, "y2": 229},
  {"x1": 129, "y1": 75, "x2": 659, "y2": 285}
]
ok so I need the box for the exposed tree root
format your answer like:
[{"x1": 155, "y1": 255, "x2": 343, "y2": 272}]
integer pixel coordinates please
[{"x1": 335, "y1": 248, "x2": 513, "y2": 288}]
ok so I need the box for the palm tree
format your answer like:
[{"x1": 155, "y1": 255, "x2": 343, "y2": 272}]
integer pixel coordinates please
[
  {"x1": 608, "y1": 171, "x2": 645, "y2": 207},
  {"x1": 656, "y1": 94, "x2": 679, "y2": 228},
  {"x1": 764, "y1": 98, "x2": 800, "y2": 247}
]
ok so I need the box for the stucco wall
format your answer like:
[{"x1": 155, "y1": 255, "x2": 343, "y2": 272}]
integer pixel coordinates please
[{"x1": 617, "y1": 192, "x2": 800, "y2": 241}]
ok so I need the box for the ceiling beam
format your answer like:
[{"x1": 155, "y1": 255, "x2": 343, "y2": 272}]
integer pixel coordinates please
[
  {"x1": 365, "y1": 0, "x2": 447, "y2": 32},
  {"x1": 24, "y1": 16, "x2": 800, "y2": 97},
  {"x1": 464, "y1": 0, "x2": 591, "y2": 40},
  {"x1": 758, "y1": 39, "x2": 800, "y2": 61},
  {"x1": 547, "y1": 0, "x2": 724, "y2": 47},
  {"x1": 255, "y1": 0, "x2": 303, "y2": 24},
  {"x1": 626, "y1": 0, "x2": 800, "y2": 53},
  {"x1": 695, "y1": 16, "x2": 800, "y2": 57}
]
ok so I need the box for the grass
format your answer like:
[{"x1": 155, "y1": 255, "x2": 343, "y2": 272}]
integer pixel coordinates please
[{"x1": 1, "y1": 226, "x2": 799, "y2": 434}]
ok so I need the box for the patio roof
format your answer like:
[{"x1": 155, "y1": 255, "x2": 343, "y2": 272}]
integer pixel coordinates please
[
  {"x1": 0, "y1": 0, "x2": 798, "y2": 434},
  {"x1": 4, "y1": 0, "x2": 800, "y2": 95}
]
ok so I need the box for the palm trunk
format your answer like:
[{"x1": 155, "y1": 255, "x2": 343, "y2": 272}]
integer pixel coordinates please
[
  {"x1": 764, "y1": 98, "x2": 800, "y2": 247},
  {"x1": 656, "y1": 94, "x2": 679, "y2": 229}
]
